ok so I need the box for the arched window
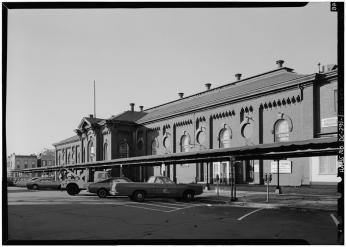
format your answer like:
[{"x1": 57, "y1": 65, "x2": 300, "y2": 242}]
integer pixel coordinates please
[
  {"x1": 163, "y1": 135, "x2": 170, "y2": 149},
  {"x1": 58, "y1": 154, "x2": 61, "y2": 165},
  {"x1": 274, "y1": 119, "x2": 290, "y2": 142},
  {"x1": 196, "y1": 129, "x2": 206, "y2": 145},
  {"x1": 241, "y1": 122, "x2": 253, "y2": 139},
  {"x1": 103, "y1": 143, "x2": 108, "y2": 160},
  {"x1": 151, "y1": 140, "x2": 157, "y2": 155},
  {"x1": 119, "y1": 141, "x2": 129, "y2": 158},
  {"x1": 67, "y1": 153, "x2": 71, "y2": 164},
  {"x1": 181, "y1": 135, "x2": 190, "y2": 152},
  {"x1": 219, "y1": 128, "x2": 231, "y2": 148},
  {"x1": 137, "y1": 140, "x2": 143, "y2": 151},
  {"x1": 87, "y1": 140, "x2": 95, "y2": 162}
]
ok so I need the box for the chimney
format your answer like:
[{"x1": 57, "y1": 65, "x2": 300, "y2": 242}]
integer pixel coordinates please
[
  {"x1": 276, "y1": 60, "x2": 284, "y2": 68},
  {"x1": 205, "y1": 83, "x2": 211, "y2": 91},
  {"x1": 89, "y1": 114, "x2": 94, "y2": 118},
  {"x1": 139, "y1": 105, "x2": 144, "y2": 112},
  {"x1": 130, "y1": 103, "x2": 135, "y2": 112},
  {"x1": 178, "y1": 92, "x2": 184, "y2": 99},
  {"x1": 235, "y1": 73, "x2": 242, "y2": 81}
]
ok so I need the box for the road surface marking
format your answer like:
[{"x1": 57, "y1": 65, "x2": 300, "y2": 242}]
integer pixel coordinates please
[
  {"x1": 127, "y1": 202, "x2": 180, "y2": 209},
  {"x1": 330, "y1": 214, "x2": 340, "y2": 226},
  {"x1": 237, "y1": 208, "x2": 264, "y2": 221},
  {"x1": 149, "y1": 201, "x2": 193, "y2": 208},
  {"x1": 166, "y1": 204, "x2": 203, "y2": 212},
  {"x1": 122, "y1": 203, "x2": 171, "y2": 212}
]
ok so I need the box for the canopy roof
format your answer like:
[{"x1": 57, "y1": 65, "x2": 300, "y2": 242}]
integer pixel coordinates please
[{"x1": 21, "y1": 137, "x2": 339, "y2": 172}]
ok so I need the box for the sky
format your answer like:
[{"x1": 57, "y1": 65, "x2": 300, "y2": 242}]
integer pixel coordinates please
[{"x1": 6, "y1": 3, "x2": 338, "y2": 155}]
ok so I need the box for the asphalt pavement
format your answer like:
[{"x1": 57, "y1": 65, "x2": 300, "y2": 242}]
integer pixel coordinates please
[{"x1": 5, "y1": 186, "x2": 340, "y2": 244}]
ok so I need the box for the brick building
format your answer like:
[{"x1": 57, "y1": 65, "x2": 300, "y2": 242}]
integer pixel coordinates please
[
  {"x1": 53, "y1": 61, "x2": 338, "y2": 185},
  {"x1": 7, "y1": 154, "x2": 38, "y2": 177},
  {"x1": 37, "y1": 149, "x2": 55, "y2": 168}
]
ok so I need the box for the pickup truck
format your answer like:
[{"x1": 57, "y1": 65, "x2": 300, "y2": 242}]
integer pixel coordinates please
[
  {"x1": 61, "y1": 170, "x2": 110, "y2": 195},
  {"x1": 109, "y1": 176, "x2": 204, "y2": 202}
]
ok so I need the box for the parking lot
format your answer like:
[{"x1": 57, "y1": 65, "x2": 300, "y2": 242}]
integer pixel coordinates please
[{"x1": 6, "y1": 187, "x2": 339, "y2": 244}]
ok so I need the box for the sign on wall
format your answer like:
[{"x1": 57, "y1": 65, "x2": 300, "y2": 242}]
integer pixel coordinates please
[
  {"x1": 271, "y1": 160, "x2": 292, "y2": 174},
  {"x1": 321, "y1": 117, "x2": 337, "y2": 128}
]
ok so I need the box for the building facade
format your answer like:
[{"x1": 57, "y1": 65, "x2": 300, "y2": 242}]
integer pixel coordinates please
[
  {"x1": 53, "y1": 61, "x2": 338, "y2": 185},
  {"x1": 7, "y1": 154, "x2": 38, "y2": 177},
  {"x1": 37, "y1": 149, "x2": 56, "y2": 168}
]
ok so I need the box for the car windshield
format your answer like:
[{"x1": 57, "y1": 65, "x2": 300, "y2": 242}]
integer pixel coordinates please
[
  {"x1": 161, "y1": 177, "x2": 174, "y2": 184},
  {"x1": 155, "y1": 177, "x2": 174, "y2": 184},
  {"x1": 147, "y1": 177, "x2": 156, "y2": 183}
]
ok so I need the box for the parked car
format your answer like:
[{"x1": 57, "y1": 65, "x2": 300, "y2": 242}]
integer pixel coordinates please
[
  {"x1": 109, "y1": 176, "x2": 204, "y2": 202},
  {"x1": 87, "y1": 177, "x2": 133, "y2": 198},
  {"x1": 26, "y1": 177, "x2": 61, "y2": 190},
  {"x1": 7, "y1": 177, "x2": 15, "y2": 186},
  {"x1": 14, "y1": 177, "x2": 40, "y2": 187}
]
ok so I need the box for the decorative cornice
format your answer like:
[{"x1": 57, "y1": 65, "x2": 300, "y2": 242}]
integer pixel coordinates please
[
  {"x1": 174, "y1": 119, "x2": 193, "y2": 127},
  {"x1": 212, "y1": 110, "x2": 235, "y2": 120},
  {"x1": 260, "y1": 94, "x2": 301, "y2": 110}
]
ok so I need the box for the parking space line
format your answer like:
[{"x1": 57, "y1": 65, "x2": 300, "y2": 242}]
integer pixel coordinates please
[
  {"x1": 123, "y1": 203, "x2": 171, "y2": 212},
  {"x1": 330, "y1": 214, "x2": 340, "y2": 226},
  {"x1": 148, "y1": 201, "x2": 192, "y2": 208},
  {"x1": 237, "y1": 208, "x2": 264, "y2": 221},
  {"x1": 166, "y1": 204, "x2": 204, "y2": 212},
  {"x1": 127, "y1": 202, "x2": 179, "y2": 209}
]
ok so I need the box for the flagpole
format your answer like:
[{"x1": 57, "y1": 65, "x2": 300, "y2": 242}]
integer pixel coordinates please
[{"x1": 94, "y1": 80, "x2": 96, "y2": 118}]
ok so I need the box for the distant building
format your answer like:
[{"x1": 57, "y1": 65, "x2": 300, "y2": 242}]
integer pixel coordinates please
[
  {"x1": 7, "y1": 154, "x2": 37, "y2": 177},
  {"x1": 37, "y1": 149, "x2": 56, "y2": 168},
  {"x1": 53, "y1": 61, "x2": 338, "y2": 185}
]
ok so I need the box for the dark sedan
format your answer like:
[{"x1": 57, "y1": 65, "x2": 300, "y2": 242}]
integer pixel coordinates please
[
  {"x1": 26, "y1": 177, "x2": 61, "y2": 190},
  {"x1": 87, "y1": 177, "x2": 133, "y2": 198}
]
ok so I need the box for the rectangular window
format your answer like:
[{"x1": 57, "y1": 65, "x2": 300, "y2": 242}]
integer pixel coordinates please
[
  {"x1": 334, "y1": 89, "x2": 338, "y2": 112},
  {"x1": 32, "y1": 162, "x2": 35, "y2": 168},
  {"x1": 48, "y1": 161, "x2": 52, "y2": 166},
  {"x1": 24, "y1": 164, "x2": 28, "y2": 168},
  {"x1": 319, "y1": 156, "x2": 337, "y2": 175}
]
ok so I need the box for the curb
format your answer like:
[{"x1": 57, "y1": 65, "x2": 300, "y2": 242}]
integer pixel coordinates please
[{"x1": 197, "y1": 197, "x2": 336, "y2": 211}]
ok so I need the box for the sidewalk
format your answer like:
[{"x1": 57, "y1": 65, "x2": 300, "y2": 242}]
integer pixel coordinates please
[{"x1": 196, "y1": 185, "x2": 340, "y2": 211}]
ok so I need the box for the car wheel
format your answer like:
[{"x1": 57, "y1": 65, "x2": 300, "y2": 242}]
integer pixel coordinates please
[
  {"x1": 132, "y1": 191, "x2": 145, "y2": 202},
  {"x1": 97, "y1": 189, "x2": 108, "y2": 198},
  {"x1": 66, "y1": 184, "x2": 80, "y2": 196},
  {"x1": 183, "y1": 190, "x2": 194, "y2": 202},
  {"x1": 32, "y1": 184, "x2": 39, "y2": 190}
]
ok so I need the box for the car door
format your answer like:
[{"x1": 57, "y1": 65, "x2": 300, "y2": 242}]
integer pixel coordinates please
[
  {"x1": 154, "y1": 177, "x2": 178, "y2": 197},
  {"x1": 38, "y1": 179, "x2": 49, "y2": 189},
  {"x1": 161, "y1": 177, "x2": 180, "y2": 197}
]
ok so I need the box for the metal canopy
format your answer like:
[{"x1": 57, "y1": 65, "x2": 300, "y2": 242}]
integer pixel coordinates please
[{"x1": 18, "y1": 137, "x2": 339, "y2": 173}]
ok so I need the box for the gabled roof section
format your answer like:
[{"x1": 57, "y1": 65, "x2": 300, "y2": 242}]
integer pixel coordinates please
[
  {"x1": 137, "y1": 67, "x2": 313, "y2": 124},
  {"x1": 77, "y1": 117, "x2": 105, "y2": 130},
  {"x1": 53, "y1": 135, "x2": 80, "y2": 146}
]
